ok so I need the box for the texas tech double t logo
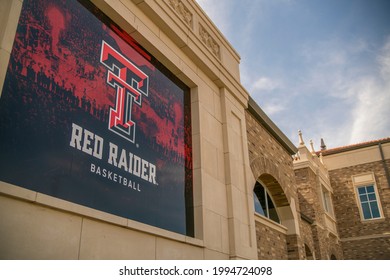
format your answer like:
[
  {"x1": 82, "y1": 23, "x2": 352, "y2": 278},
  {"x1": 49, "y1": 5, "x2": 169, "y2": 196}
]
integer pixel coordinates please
[{"x1": 100, "y1": 41, "x2": 149, "y2": 143}]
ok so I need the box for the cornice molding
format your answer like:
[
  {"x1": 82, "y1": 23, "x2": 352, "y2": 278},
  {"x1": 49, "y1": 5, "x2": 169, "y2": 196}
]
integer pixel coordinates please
[
  {"x1": 198, "y1": 23, "x2": 220, "y2": 59},
  {"x1": 167, "y1": 0, "x2": 193, "y2": 28}
]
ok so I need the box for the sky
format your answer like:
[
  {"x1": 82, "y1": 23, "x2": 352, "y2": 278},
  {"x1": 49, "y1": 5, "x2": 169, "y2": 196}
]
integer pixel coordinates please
[{"x1": 196, "y1": 0, "x2": 390, "y2": 150}]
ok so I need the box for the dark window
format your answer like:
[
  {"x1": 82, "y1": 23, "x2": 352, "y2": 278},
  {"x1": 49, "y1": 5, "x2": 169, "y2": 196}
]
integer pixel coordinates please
[
  {"x1": 357, "y1": 185, "x2": 381, "y2": 220},
  {"x1": 253, "y1": 181, "x2": 280, "y2": 224}
]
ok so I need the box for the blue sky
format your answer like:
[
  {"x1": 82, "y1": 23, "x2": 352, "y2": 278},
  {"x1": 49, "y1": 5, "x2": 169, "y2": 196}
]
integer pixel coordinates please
[{"x1": 197, "y1": 0, "x2": 390, "y2": 149}]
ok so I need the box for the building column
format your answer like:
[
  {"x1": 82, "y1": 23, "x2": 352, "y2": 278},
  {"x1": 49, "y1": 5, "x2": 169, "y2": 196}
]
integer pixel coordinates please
[
  {"x1": 220, "y1": 87, "x2": 257, "y2": 259},
  {"x1": 0, "y1": 0, "x2": 22, "y2": 95}
]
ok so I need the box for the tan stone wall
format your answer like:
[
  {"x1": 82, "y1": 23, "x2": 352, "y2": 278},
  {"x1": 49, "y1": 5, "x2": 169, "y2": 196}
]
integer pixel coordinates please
[
  {"x1": 255, "y1": 220, "x2": 288, "y2": 259},
  {"x1": 329, "y1": 159, "x2": 390, "y2": 259},
  {"x1": 0, "y1": 0, "x2": 21, "y2": 96},
  {"x1": 324, "y1": 142, "x2": 390, "y2": 171},
  {"x1": 0, "y1": 184, "x2": 205, "y2": 260},
  {"x1": 0, "y1": 0, "x2": 259, "y2": 260}
]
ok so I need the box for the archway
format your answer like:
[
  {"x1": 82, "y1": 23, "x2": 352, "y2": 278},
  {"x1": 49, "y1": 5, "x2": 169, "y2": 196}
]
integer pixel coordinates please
[
  {"x1": 305, "y1": 244, "x2": 315, "y2": 260},
  {"x1": 252, "y1": 173, "x2": 301, "y2": 259},
  {"x1": 254, "y1": 173, "x2": 298, "y2": 234},
  {"x1": 250, "y1": 156, "x2": 302, "y2": 259},
  {"x1": 253, "y1": 180, "x2": 281, "y2": 223}
]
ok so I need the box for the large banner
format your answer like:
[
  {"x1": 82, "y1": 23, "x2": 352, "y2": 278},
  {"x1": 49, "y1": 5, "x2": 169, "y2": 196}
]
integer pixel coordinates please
[{"x1": 0, "y1": 0, "x2": 193, "y2": 236}]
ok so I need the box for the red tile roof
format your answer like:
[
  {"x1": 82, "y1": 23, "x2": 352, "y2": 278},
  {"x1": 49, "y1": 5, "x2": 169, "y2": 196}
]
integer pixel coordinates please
[{"x1": 318, "y1": 137, "x2": 390, "y2": 156}]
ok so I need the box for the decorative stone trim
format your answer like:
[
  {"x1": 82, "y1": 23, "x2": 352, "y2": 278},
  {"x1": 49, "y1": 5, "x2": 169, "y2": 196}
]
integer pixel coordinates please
[
  {"x1": 0, "y1": 180, "x2": 204, "y2": 247},
  {"x1": 167, "y1": 0, "x2": 193, "y2": 28},
  {"x1": 199, "y1": 24, "x2": 221, "y2": 59},
  {"x1": 255, "y1": 213, "x2": 288, "y2": 234}
]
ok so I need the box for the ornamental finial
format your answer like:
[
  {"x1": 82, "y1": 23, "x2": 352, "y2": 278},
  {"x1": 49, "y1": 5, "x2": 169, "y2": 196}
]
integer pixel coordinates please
[
  {"x1": 298, "y1": 130, "x2": 305, "y2": 147},
  {"x1": 320, "y1": 138, "x2": 327, "y2": 151},
  {"x1": 310, "y1": 139, "x2": 316, "y2": 155}
]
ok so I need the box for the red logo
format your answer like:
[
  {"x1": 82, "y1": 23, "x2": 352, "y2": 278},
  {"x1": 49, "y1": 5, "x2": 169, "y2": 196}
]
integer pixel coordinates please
[{"x1": 100, "y1": 41, "x2": 149, "y2": 143}]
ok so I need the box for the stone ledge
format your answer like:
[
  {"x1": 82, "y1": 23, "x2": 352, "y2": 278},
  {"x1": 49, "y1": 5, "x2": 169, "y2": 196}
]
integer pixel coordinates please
[{"x1": 0, "y1": 180, "x2": 204, "y2": 248}]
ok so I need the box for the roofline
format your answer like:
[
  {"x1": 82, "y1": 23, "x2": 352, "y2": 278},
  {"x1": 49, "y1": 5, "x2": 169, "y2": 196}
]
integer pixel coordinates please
[
  {"x1": 320, "y1": 137, "x2": 390, "y2": 156},
  {"x1": 247, "y1": 96, "x2": 298, "y2": 155}
]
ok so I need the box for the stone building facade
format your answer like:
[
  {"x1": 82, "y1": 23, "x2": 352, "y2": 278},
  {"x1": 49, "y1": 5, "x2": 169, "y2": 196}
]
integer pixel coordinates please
[
  {"x1": 0, "y1": 0, "x2": 259, "y2": 260},
  {"x1": 246, "y1": 98, "x2": 303, "y2": 260},
  {"x1": 321, "y1": 138, "x2": 390, "y2": 259},
  {"x1": 293, "y1": 133, "x2": 343, "y2": 260},
  {"x1": 0, "y1": 0, "x2": 387, "y2": 261},
  {"x1": 246, "y1": 100, "x2": 346, "y2": 260}
]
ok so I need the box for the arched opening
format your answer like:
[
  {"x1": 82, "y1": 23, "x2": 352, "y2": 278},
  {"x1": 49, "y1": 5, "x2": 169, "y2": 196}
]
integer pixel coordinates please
[
  {"x1": 250, "y1": 156, "x2": 301, "y2": 259},
  {"x1": 253, "y1": 181, "x2": 280, "y2": 223},
  {"x1": 330, "y1": 254, "x2": 337, "y2": 260},
  {"x1": 305, "y1": 244, "x2": 314, "y2": 260},
  {"x1": 252, "y1": 174, "x2": 300, "y2": 260},
  {"x1": 252, "y1": 173, "x2": 299, "y2": 234}
]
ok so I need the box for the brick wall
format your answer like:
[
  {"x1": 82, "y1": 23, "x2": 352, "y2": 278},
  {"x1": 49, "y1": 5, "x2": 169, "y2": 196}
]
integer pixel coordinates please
[
  {"x1": 294, "y1": 156, "x2": 343, "y2": 259},
  {"x1": 245, "y1": 109, "x2": 348, "y2": 259},
  {"x1": 328, "y1": 234, "x2": 344, "y2": 260},
  {"x1": 295, "y1": 168, "x2": 322, "y2": 221},
  {"x1": 255, "y1": 220, "x2": 288, "y2": 259},
  {"x1": 300, "y1": 220, "x2": 316, "y2": 259},
  {"x1": 342, "y1": 237, "x2": 390, "y2": 259},
  {"x1": 329, "y1": 159, "x2": 390, "y2": 259},
  {"x1": 246, "y1": 110, "x2": 304, "y2": 259},
  {"x1": 246, "y1": 111, "x2": 296, "y2": 197},
  {"x1": 286, "y1": 234, "x2": 302, "y2": 260},
  {"x1": 294, "y1": 166, "x2": 325, "y2": 259}
]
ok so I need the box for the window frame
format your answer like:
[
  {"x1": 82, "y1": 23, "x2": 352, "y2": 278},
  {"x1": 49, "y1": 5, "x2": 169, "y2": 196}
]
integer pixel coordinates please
[
  {"x1": 356, "y1": 184, "x2": 382, "y2": 221},
  {"x1": 253, "y1": 181, "x2": 281, "y2": 224},
  {"x1": 321, "y1": 186, "x2": 334, "y2": 217},
  {"x1": 352, "y1": 173, "x2": 384, "y2": 222}
]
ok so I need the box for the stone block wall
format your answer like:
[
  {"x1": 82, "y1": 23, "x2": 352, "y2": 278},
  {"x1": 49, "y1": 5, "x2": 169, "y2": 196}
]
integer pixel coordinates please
[{"x1": 0, "y1": 0, "x2": 259, "y2": 260}]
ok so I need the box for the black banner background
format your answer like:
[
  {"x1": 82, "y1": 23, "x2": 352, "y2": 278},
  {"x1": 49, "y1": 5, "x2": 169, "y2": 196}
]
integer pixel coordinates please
[{"x1": 0, "y1": 0, "x2": 193, "y2": 236}]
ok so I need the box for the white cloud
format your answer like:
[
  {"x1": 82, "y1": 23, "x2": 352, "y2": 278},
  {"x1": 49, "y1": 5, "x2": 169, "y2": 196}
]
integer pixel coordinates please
[
  {"x1": 262, "y1": 102, "x2": 286, "y2": 115},
  {"x1": 379, "y1": 38, "x2": 390, "y2": 78},
  {"x1": 252, "y1": 76, "x2": 281, "y2": 91},
  {"x1": 297, "y1": 37, "x2": 390, "y2": 148},
  {"x1": 349, "y1": 81, "x2": 389, "y2": 143},
  {"x1": 260, "y1": 36, "x2": 390, "y2": 149},
  {"x1": 348, "y1": 38, "x2": 390, "y2": 143}
]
